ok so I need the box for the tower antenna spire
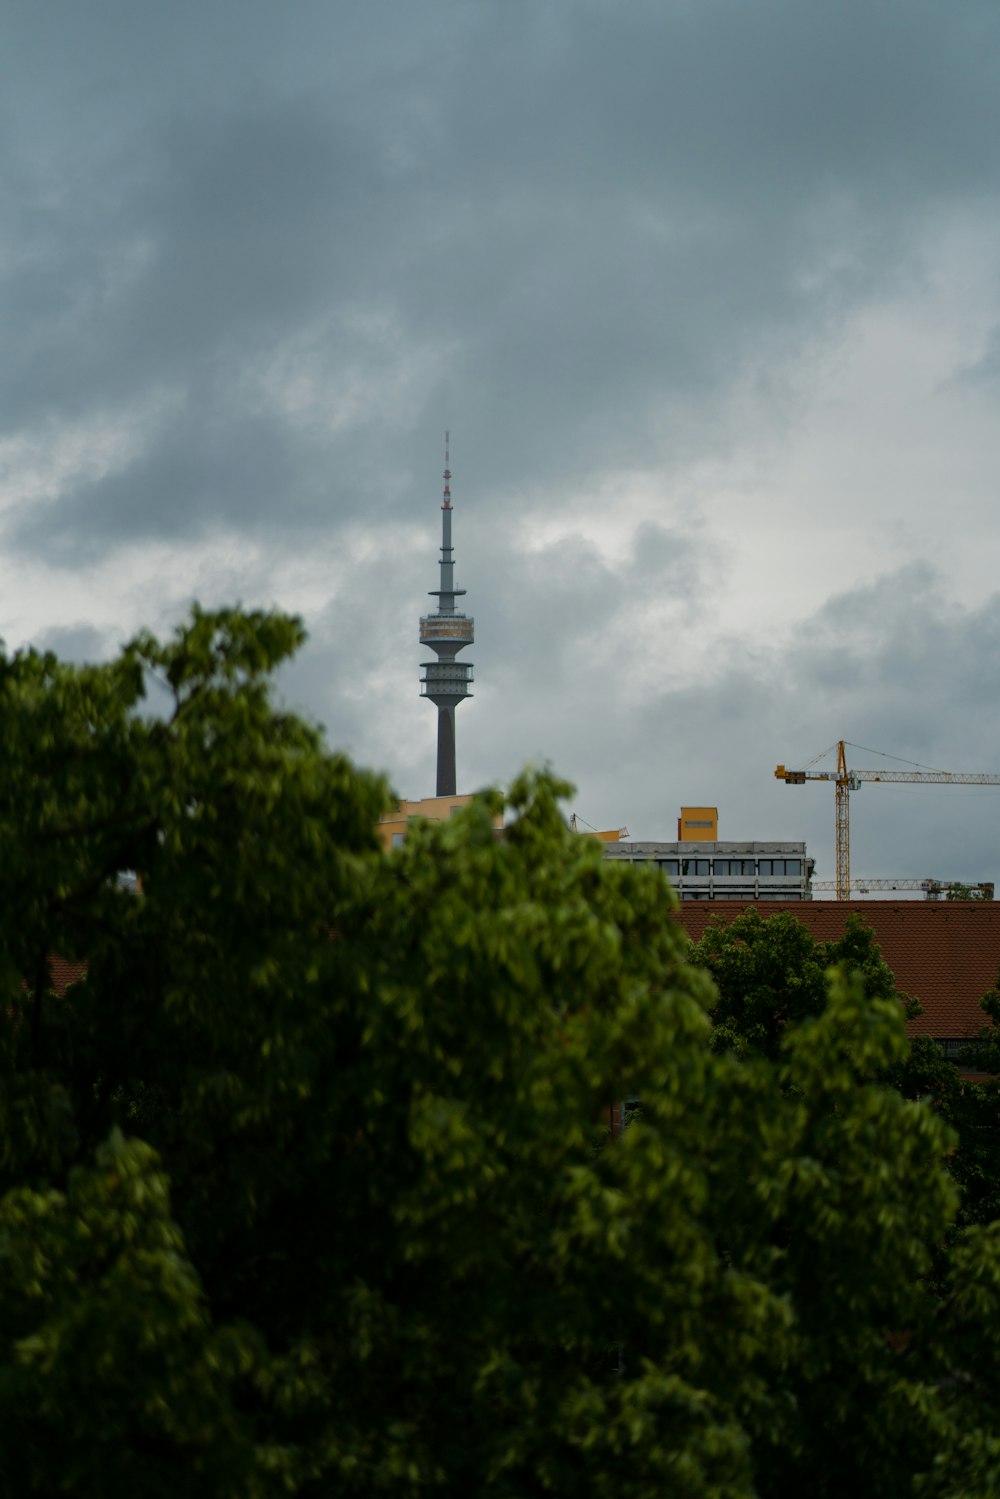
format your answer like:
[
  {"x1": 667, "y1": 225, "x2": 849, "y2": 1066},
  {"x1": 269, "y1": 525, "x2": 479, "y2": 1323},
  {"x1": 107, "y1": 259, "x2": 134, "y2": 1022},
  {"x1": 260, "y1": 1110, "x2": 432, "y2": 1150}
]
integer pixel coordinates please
[{"x1": 419, "y1": 435, "x2": 474, "y2": 795}]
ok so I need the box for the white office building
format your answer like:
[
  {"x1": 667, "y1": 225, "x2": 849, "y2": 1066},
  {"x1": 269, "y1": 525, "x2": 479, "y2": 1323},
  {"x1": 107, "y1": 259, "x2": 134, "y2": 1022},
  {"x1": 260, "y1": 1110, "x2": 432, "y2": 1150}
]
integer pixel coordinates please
[{"x1": 602, "y1": 841, "x2": 814, "y2": 901}]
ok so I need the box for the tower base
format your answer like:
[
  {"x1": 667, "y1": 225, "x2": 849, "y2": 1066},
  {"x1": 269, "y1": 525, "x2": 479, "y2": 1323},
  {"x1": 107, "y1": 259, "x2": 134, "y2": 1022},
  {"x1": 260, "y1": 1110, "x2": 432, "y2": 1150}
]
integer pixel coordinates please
[{"x1": 436, "y1": 706, "x2": 456, "y2": 796}]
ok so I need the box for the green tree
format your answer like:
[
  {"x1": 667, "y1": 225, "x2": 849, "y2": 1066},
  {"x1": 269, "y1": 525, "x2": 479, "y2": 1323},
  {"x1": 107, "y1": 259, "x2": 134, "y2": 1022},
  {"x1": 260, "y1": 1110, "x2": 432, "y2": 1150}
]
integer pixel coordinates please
[
  {"x1": 966, "y1": 972, "x2": 1000, "y2": 1076},
  {"x1": 689, "y1": 906, "x2": 918, "y2": 1060},
  {"x1": 0, "y1": 608, "x2": 996, "y2": 1495},
  {"x1": 690, "y1": 905, "x2": 1000, "y2": 1233},
  {"x1": 938, "y1": 976, "x2": 1000, "y2": 1233}
]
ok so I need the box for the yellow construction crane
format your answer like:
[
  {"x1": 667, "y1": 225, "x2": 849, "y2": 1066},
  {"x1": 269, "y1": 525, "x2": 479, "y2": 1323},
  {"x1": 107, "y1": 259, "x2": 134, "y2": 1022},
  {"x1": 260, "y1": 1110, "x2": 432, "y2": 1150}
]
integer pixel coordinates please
[{"x1": 775, "y1": 740, "x2": 1000, "y2": 900}]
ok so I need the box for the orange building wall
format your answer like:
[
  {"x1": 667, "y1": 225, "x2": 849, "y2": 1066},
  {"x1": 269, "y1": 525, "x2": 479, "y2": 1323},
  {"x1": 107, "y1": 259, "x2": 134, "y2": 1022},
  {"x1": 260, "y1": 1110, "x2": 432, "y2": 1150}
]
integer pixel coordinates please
[
  {"x1": 678, "y1": 807, "x2": 718, "y2": 841},
  {"x1": 377, "y1": 793, "x2": 502, "y2": 850}
]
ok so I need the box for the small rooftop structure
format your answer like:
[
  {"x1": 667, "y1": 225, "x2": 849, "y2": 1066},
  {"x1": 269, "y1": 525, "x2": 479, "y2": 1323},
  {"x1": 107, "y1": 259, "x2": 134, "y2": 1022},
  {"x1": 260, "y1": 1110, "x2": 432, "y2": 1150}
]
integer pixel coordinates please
[{"x1": 678, "y1": 806, "x2": 718, "y2": 841}]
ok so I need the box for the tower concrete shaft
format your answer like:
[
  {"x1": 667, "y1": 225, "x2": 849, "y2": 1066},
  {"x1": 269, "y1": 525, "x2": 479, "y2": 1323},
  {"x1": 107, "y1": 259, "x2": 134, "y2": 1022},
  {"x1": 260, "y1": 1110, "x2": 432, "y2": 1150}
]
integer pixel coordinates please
[{"x1": 419, "y1": 439, "x2": 474, "y2": 795}]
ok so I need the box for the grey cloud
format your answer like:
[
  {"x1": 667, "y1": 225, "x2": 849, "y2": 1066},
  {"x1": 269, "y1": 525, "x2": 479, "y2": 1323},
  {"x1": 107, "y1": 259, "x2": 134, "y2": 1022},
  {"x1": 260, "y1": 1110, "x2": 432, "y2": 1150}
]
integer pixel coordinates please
[
  {"x1": 956, "y1": 323, "x2": 1000, "y2": 388},
  {"x1": 6, "y1": 0, "x2": 1000, "y2": 565},
  {"x1": 20, "y1": 401, "x2": 318, "y2": 561},
  {"x1": 22, "y1": 621, "x2": 115, "y2": 664}
]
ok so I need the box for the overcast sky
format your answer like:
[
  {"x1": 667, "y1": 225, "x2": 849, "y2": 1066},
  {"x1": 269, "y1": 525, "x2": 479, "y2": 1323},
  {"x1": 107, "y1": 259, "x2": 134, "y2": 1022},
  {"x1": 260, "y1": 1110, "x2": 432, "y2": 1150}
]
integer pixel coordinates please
[{"x1": 5, "y1": 0, "x2": 1000, "y2": 888}]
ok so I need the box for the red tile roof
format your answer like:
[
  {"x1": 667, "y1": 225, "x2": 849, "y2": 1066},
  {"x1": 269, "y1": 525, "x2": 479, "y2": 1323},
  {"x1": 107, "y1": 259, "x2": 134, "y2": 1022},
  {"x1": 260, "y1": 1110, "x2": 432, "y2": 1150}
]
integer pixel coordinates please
[
  {"x1": 45, "y1": 903, "x2": 1000, "y2": 1042},
  {"x1": 676, "y1": 901, "x2": 1000, "y2": 1040},
  {"x1": 49, "y1": 957, "x2": 87, "y2": 996}
]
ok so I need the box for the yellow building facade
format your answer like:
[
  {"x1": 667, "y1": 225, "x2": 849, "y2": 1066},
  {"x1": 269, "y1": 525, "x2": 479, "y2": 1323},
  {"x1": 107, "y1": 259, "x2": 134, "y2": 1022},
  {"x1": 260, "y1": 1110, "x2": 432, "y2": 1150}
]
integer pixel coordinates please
[
  {"x1": 377, "y1": 793, "x2": 502, "y2": 850},
  {"x1": 677, "y1": 806, "x2": 719, "y2": 841}
]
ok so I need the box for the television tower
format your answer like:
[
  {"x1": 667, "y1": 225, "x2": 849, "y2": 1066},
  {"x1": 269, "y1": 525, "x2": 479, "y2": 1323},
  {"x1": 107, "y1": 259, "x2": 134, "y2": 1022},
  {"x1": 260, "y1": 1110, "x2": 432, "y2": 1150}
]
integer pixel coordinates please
[{"x1": 420, "y1": 435, "x2": 474, "y2": 796}]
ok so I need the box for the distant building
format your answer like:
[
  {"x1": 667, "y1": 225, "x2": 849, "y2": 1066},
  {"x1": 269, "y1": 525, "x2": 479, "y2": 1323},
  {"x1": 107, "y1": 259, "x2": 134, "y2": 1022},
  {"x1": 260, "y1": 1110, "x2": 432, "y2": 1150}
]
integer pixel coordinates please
[
  {"x1": 377, "y1": 793, "x2": 502, "y2": 851},
  {"x1": 604, "y1": 839, "x2": 813, "y2": 900},
  {"x1": 568, "y1": 814, "x2": 629, "y2": 843},
  {"x1": 601, "y1": 808, "x2": 813, "y2": 900}
]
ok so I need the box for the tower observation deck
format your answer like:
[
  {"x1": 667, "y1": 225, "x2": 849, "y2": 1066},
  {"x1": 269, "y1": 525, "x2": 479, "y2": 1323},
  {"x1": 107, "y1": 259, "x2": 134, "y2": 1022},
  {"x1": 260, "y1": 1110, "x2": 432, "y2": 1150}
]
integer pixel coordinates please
[{"x1": 420, "y1": 436, "x2": 474, "y2": 796}]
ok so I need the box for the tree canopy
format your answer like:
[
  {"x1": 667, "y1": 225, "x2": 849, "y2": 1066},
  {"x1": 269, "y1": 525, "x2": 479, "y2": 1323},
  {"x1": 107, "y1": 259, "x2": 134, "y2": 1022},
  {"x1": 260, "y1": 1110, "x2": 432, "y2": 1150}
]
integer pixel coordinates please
[
  {"x1": 688, "y1": 905, "x2": 919, "y2": 1060},
  {"x1": 2, "y1": 608, "x2": 1000, "y2": 1496},
  {"x1": 689, "y1": 904, "x2": 1000, "y2": 1243}
]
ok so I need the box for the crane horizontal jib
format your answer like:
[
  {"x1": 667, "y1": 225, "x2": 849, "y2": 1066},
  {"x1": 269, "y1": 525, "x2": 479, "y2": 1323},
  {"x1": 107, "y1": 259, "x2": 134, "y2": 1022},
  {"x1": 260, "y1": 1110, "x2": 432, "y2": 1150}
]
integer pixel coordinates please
[
  {"x1": 776, "y1": 764, "x2": 1000, "y2": 786},
  {"x1": 851, "y1": 770, "x2": 1000, "y2": 784}
]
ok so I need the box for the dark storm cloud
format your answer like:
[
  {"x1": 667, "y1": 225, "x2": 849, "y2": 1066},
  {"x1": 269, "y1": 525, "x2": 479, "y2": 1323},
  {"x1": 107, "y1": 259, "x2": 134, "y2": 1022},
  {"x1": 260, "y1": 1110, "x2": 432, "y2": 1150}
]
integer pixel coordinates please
[
  {"x1": 477, "y1": 520, "x2": 703, "y2": 667},
  {"x1": 791, "y1": 567, "x2": 1000, "y2": 772},
  {"x1": 5, "y1": 0, "x2": 1000, "y2": 560},
  {"x1": 0, "y1": 92, "x2": 393, "y2": 430},
  {"x1": 19, "y1": 401, "x2": 316, "y2": 562}
]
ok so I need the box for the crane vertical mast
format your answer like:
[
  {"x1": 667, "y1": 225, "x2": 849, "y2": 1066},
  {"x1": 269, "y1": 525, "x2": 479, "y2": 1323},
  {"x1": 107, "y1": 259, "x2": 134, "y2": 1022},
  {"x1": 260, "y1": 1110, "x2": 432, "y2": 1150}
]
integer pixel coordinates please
[
  {"x1": 775, "y1": 741, "x2": 1000, "y2": 900},
  {"x1": 834, "y1": 740, "x2": 858, "y2": 901}
]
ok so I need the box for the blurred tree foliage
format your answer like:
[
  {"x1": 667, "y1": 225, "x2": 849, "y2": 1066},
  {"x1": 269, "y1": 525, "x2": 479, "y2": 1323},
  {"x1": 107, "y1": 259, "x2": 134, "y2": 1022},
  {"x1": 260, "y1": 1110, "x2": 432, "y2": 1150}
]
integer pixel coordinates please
[
  {"x1": 690, "y1": 906, "x2": 1000, "y2": 1238},
  {"x1": 1, "y1": 608, "x2": 999, "y2": 1496}
]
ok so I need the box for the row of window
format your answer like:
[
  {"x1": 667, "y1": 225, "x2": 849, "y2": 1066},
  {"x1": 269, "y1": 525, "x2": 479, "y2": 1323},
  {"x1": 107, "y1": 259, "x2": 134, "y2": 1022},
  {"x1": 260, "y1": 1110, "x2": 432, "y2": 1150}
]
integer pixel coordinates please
[
  {"x1": 660, "y1": 858, "x2": 803, "y2": 877},
  {"x1": 681, "y1": 891, "x2": 790, "y2": 901}
]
